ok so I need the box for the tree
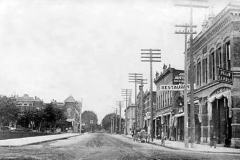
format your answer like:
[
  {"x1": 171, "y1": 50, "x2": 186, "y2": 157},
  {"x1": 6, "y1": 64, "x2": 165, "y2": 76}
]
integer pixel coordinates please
[
  {"x1": 81, "y1": 110, "x2": 98, "y2": 132},
  {"x1": 0, "y1": 96, "x2": 20, "y2": 127},
  {"x1": 102, "y1": 113, "x2": 125, "y2": 133},
  {"x1": 42, "y1": 104, "x2": 66, "y2": 132}
]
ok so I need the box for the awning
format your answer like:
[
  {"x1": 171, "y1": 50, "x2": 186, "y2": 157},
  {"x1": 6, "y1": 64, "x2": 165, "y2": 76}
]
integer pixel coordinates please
[
  {"x1": 208, "y1": 90, "x2": 232, "y2": 120},
  {"x1": 174, "y1": 112, "x2": 184, "y2": 118},
  {"x1": 163, "y1": 112, "x2": 171, "y2": 116}
]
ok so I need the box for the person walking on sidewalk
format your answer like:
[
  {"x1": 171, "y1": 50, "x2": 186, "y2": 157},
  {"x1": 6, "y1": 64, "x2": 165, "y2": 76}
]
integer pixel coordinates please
[
  {"x1": 210, "y1": 132, "x2": 217, "y2": 148},
  {"x1": 161, "y1": 130, "x2": 165, "y2": 146}
]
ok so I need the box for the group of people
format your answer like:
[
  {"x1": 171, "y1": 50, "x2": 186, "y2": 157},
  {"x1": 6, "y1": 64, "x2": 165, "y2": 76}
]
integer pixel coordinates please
[{"x1": 131, "y1": 128, "x2": 166, "y2": 146}]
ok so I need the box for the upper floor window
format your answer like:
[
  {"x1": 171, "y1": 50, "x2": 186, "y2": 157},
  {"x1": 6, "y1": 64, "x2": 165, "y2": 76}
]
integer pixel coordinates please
[
  {"x1": 197, "y1": 60, "x2": 201, "y2": 86},
  {"x1": 225, "y1": 41, "x2": 231, "y2": 70},
  {"x1": 202, "y1": 58, "x2": 208, "y2": 84},
  {"x1": 216, "y1": 46, "x2": 222, "y2": 69},
  {"x1": 209, "y1": 49, "x2": 215, "y2": 80}
]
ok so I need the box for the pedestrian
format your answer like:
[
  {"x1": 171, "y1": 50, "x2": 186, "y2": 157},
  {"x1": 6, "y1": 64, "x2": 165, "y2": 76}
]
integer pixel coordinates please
[
  {"x1": 161, "y1": 131, "x2": 165, "y2": 146},
  {"x1": 213, "y1": 132, "x2": 217, "y2": 148},
  {"x1": 210, "y1": 132, "x2": 217, "y2": 148}
]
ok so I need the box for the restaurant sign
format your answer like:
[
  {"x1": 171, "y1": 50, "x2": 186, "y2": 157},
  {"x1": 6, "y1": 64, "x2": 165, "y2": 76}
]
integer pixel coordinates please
[{"x1": 218, "y1": 68, "x2": 233, "y2": 84}]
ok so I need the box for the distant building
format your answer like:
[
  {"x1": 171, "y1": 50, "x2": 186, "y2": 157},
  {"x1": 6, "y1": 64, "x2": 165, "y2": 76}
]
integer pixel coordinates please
[
  {"x1": 143, "y1": 90, "x2": 156, "y2": 137},
  {"x1": 125, "y1": 96, "x2": 135, "y2": 135},
  {"x1": 15, "y1": 94, "x2": 44, "y2": 111},
  {"x1": 64, "y1": 95, "x2": 81, "y2": 133}
]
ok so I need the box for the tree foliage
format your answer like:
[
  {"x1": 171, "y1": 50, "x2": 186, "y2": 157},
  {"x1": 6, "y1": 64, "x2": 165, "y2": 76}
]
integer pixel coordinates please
[
  {"x1": 102, "y1": 113, "x2": 124, "y2": 133},
  {"x1": 81, "y1": 110, "x2": 98, "y2": 132},
  {"x1": 0, "y1": 96, "x2": 20, "y2": 126}
]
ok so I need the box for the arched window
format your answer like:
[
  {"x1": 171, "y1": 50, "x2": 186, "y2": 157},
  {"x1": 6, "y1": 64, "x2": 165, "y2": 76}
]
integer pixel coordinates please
[
  {"x1": 197, "y1": 59, "x2": 201, "y2": 86},
  {"x1": 216, "y1": 44, "x2": 222, "y2": 69},
  {"x1": 225, "y1": 41, "x2": 231, "y2": 70},
  {"x1": 209, "y1": 48, "x2": 215, "y2": 80}
]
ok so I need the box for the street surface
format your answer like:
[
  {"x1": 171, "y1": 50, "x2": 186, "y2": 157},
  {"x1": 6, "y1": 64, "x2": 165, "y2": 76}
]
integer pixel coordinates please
[{"x1": 0, "y1": 133, "x2": 240, "y2": 160}]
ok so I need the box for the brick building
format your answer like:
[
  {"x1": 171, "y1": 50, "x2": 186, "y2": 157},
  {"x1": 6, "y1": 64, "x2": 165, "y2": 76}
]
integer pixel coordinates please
[
  {"x1": 64, "y1": 95, "x2": 81, "y2": 133},
  {"x1": 186, "y1": 1, "x2": 240, "y2": 147},
  {"x1": 143, "y1": 90, "x2": 156, "y2": 137},
  {"x1": 154, "y1": 65, "x2": 185, "y2": 141},
  {"x1": 15, "y1": 94, "x2": 44, "y2": 111}
]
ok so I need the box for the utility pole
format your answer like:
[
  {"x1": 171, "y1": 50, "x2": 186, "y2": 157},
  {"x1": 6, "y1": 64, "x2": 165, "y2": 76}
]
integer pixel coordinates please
[
  {"x1": 121, "y1": 89, "x2": 132, "y2": 135},
  {"x1": 141, "y1": 49, "x2": 161, "y2": 141},
  {"x1": 79, "y1": 99, "x2": 83, "y2": 134},
  {"x1": 138, "y1": 78, "x2": 147, "y2": 129},
  {"x1": 175, "y1": 0, "x2": 209, "y2": 148},
  {"x1": 115, "y1": 108, "x2": 118, "y2": 133},
  {"x1": 111, "y1": 116, "x2": 113, "y2": 134},
  {"x1": 175, "y1": 24, "x2": 197, "y2": 148},
  {"x1": 129, "y1": 73, "x2": 143, "y2": 134},
  {"x1": 116, "y1": 101, "x2": 123, "y2": 134}
]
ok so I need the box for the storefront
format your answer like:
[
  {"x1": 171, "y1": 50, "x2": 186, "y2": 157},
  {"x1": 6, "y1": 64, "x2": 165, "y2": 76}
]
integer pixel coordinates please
[{"x1": 207, "y1": 88, "x2": 232, "y2": 146}]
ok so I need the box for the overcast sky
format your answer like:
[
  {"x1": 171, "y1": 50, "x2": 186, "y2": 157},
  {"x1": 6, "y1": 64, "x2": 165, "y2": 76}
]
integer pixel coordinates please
[{"x1": 0, "y1": 0, "x2": 232, "y2": 122}]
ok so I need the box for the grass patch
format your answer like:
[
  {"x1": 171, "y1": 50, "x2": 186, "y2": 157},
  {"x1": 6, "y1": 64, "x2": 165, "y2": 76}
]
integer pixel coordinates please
[{"x1": 0, "y1": 131, "x2": 57, "y2": 140}]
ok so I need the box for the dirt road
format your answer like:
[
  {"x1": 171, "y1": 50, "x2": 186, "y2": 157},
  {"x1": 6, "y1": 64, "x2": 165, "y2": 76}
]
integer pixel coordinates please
[{"x1": 0, "y1": 133, "x2": 239, "y2": 160}]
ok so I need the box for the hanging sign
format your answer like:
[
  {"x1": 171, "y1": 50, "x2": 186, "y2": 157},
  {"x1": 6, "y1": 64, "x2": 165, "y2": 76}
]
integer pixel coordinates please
[{"x1": 218, "y1": 68, "x2": 233, "y2": 84}]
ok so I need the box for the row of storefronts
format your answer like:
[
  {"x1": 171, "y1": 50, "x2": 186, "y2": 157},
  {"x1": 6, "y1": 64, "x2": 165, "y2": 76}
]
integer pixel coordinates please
[{"x1": 125, "y1": 1, "x2": 240, "y2": 148}]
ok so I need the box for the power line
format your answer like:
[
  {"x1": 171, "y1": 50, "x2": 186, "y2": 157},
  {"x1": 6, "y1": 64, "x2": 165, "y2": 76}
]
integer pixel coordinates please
[
  {"x1": 175, "y1": 23, "x2": 197, "y2": 148},
  {"x1": 129, "y1": 73, "x2": 143, "y2": 134},
  {"x1": 121, "y1": 89, "x2": 132, "y2": 135},
  {"x1": 141, "y1": 49, "x2": 161, "y2": 142},
  {"x1": 174, "y1": 0, "x2": 209, "y2": 148}
]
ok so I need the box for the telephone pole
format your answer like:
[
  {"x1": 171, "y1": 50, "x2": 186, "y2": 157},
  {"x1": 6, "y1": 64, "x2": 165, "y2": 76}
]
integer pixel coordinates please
[
  {"x1": 121, "y1": 89, "x2": 132, "y2": 135},
  {"x1": 115, "y1": 108, "x2": 118, "y2": 133},
  {"x1": 175, "y1": 0, "x2": 209, "y2": 148},
  {"x1": 129, "y1": 73, "x2": 143, "y2": 134},
  {"x1": 116, "y1": 101, "x2": 123, "y2": 134},
  {"x1": 175, "y1": 24, "x2": 197, "y2": 148},
  {"x1": 79, "y1": 100, "x2": 83, "y2": 134},
  {"x1": 141, "y1": 49, "x2": 161, "y2": 141}
]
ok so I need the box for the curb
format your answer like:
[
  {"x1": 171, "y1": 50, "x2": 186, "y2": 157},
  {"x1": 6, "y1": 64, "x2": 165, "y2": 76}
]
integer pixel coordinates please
[
  {"x1": 121, "y1": 135, "x2": 240, "y2": 154},
  {"x1": 0, "y1": 134, "x2": 80, "y2": 147}
]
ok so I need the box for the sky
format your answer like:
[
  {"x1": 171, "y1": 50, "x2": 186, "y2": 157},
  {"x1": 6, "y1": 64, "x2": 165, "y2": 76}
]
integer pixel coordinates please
[{"x1": 0, "y1": 0, "x2": 233, "y2": 122}]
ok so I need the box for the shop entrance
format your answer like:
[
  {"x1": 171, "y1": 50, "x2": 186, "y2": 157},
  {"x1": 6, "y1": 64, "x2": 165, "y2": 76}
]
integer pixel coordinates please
[{"x1": 211, "y1": 97, "x2": 232, "y2": 146}]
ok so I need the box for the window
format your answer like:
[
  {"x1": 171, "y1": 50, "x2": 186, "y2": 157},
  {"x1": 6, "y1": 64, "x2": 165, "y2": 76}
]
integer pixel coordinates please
[
  {"x1": 158, "y1": 95, "x2": 161, "y2": 108},
  {"x1": 205, "y1": 58, "x2": 208, "y2": 83},
  {"x1": 197, "y1": 60, "x2": 201, "y2": 86},
  {"x1": 225, "y1": 41, "x2": 231, "y2": 70},
  {"x1": 217, "y1": 46, "x2": 222, "y2": 68},
  {"x1": 163, "y1": 92, "x2": 165, "y2": 108},
  {"x1": 161, "y1": 94, "x2": 163, "y2": 108},
  {"x1": 209, "y1": 49, "x2": 215, "y2": 80}
]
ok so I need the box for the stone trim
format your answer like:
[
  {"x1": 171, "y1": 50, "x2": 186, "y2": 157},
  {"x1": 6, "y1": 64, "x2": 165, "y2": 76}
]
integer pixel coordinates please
[{"x1": 231, "y1": 123, "x2": 240, "y2": 126}]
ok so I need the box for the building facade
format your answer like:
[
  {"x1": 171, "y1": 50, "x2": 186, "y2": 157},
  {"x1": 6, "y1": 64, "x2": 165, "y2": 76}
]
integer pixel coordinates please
[
  {"x1": 64, "y1": 95, "x2": 81, "y2": 133},
  {"x1": 15, "y1": 94, "x2": 44, "y2": 111},
  {"x1": 125, "y1": 97, "x2": 135, "y2": 135},
  {"x1": 187, "y1": 1, "x2": 240, "y2": 147},
  {"x1": 143, "y1": 90, "x2": 156, "y2": 137},
  {"x1": 154, "y1": 66, "x2": 184, "y2": 141}
]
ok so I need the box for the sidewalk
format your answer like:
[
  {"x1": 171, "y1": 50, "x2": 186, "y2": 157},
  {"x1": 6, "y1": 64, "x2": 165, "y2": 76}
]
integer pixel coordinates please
[
  {"x1": 0, "y1": 133, "x2": 80, "y2": 147},
  {"x1": 123, "y1": 134, "x2": 240, "y2": 154}
]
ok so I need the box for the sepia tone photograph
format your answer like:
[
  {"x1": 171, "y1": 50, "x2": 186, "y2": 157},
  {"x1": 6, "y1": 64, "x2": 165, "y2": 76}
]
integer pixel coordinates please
[{"x1": 0, "y1": 0, "x2": 240, "y2": 159}]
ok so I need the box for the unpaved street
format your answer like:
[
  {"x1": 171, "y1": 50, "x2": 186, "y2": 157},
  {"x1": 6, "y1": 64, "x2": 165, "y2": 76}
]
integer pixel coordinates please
[{"x1": 0, "y1": 133, "x2": 240, "y2": 160}]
